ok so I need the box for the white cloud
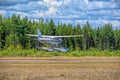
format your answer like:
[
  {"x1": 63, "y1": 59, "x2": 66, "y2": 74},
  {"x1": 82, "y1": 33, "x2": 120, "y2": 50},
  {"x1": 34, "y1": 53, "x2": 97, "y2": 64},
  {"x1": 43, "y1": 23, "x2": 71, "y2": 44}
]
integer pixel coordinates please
[
  {"x1": 7, "y1": 3, "x2": 32, "y2": 12},
  {"x1": 16, "y1": 12, "x2": 28, "y2": 18},
  {"x1": 86, "y1": 10, "x2": 114, "y2": 20},
  {"x1": 84, "y1": 0, "x2": 88, "y2": 4},
  {"x1": 110, "y1": 20, "x2": 120, "y2": 28},
  {"x1": 61, "y1": 20, "x2": 73, "y2": 24},
  {"x1": 31, "y1": 7, "x2": 58, "y2": 18},
  {"x1": 75, "y1": 19, "x2": 120, "y2": 28},
  {"x1": 48, "y1": 7, "x2": 58, "y2": 15},
  {"x1": 43, "y1": 0, "x2": 62, "y2": 7},
  {"x1": 113, "y1": 10, "x2": 120, "y2": 16},
  {"x1": 0, "y1": 0, "x2": 120, "y2": 28},
  {"x1": 87, "y1": 10, "x2": 112, "y2": 15},
  {"x1": 87, "y1": 1, "x2": 117, "y2": 10},
  {"x1": 0, "y1": 10, "x2": 6, "y2": 16},
  {"x1": 34, "y1": 0, "x2": 63, "y2": 18},
  {"x1": 63, "y1": 0, "x2": 70, "y2": 5},
  {"x1": 75, "y1": 20, "x2": 88, "y2": 26}
]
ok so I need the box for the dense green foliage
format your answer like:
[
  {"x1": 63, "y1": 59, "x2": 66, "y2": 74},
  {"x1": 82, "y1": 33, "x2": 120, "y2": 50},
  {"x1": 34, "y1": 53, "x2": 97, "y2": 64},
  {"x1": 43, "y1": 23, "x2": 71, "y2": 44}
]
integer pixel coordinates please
[
  {"x1": 0, "y1": 48, "x2": 120, "y2": 57},
  {"x1": 0, "y1": 14, "x2": 120, "y2": 56}
]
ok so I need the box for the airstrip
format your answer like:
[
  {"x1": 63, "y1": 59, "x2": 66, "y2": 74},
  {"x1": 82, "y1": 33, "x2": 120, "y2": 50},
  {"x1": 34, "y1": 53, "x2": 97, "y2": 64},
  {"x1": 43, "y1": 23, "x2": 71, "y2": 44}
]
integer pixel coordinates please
[{"x1": 0, "y1": 57, "x2": 120, "y2": 80}]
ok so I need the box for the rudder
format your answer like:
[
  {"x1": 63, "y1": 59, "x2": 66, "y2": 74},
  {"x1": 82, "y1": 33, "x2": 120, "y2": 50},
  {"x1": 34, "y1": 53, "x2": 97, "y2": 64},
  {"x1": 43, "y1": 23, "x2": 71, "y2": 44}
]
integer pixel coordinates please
[{"x1": 37, "y1": 29, "x2": 42, "y2": 39}]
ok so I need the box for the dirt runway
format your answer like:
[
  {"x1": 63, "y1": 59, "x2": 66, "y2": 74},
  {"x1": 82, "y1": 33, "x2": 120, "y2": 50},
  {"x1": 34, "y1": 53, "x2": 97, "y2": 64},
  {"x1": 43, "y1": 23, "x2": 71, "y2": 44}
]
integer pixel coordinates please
[{"x1": 0, "y1": 57, "x2": 120, "y2": 80}]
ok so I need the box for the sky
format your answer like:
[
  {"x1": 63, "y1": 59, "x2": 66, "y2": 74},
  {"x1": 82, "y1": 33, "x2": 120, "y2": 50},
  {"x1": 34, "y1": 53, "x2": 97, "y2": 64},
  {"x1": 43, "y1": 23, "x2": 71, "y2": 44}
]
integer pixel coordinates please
[{"x1": 0, "y1": 0, "x2": 120, "y2": 28}]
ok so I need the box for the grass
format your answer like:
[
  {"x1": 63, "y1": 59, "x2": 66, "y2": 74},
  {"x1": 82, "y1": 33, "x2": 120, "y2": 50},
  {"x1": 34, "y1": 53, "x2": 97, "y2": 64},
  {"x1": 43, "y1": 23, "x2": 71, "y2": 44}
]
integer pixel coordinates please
[
  {"x1": 0, "y1": 57, "x2": 120, "y2": 80},
  {"x1": 0, "y1": 48, "x2": 120, "y2": 57}
]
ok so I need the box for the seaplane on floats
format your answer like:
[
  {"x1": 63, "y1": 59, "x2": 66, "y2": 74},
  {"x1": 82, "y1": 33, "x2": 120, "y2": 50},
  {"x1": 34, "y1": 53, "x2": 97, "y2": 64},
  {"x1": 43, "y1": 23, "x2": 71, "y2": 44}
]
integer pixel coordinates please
[{"x1": 26, "y1": 29, "x2": 83, "y2": 52}]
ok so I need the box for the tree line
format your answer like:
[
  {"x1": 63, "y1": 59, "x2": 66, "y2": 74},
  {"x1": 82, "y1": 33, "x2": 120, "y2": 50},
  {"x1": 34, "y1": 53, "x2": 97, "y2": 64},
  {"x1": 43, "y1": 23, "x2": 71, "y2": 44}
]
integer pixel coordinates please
[{"x1": 0, "y1": 14, "x2": 120, "y2": 51}]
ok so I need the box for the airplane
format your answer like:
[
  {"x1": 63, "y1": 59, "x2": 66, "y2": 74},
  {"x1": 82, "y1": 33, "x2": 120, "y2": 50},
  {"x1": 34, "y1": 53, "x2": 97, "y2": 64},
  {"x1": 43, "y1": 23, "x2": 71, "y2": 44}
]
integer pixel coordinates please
[{"x1": 26, "y1": 29, "x2": 83, "y2": 52}]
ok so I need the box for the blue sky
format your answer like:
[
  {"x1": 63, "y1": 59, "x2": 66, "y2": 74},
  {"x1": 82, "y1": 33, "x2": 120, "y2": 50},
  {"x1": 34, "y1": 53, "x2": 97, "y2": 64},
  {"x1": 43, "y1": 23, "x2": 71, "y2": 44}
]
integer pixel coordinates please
[{"x1": 0, "y1": 0, "x2": 120, "y2": 28}]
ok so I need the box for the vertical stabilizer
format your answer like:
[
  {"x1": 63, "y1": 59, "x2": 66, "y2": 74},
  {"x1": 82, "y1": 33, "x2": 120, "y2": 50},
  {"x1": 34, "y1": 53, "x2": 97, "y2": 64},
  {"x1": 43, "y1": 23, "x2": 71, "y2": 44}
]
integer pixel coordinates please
[{"x1": 37, "y1": 29, "x2": 42, "y2": 39}]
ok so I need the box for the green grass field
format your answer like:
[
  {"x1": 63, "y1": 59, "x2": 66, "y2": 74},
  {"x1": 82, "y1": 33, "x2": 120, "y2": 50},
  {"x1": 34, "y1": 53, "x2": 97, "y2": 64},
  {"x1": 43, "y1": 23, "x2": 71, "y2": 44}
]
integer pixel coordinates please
[{"x1": 0, "y1": 49, "x2": 120, "y2": 57}]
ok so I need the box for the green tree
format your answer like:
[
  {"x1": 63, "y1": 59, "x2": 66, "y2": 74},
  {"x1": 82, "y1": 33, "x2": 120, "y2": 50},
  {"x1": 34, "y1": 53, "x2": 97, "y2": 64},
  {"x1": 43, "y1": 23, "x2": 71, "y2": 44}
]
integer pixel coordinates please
[
  {"x1": 73, "y1": 23, "x2": 83, "y2": 51},
  {"x1": 82, "y1": 21, "x2": 91, "y2": 50},
  {"x1": 100, "y1": 24, "x2": 114, "y2": 50},
  {"x1": 0, "y1": 14, "x2": 119, "y2": 51}
]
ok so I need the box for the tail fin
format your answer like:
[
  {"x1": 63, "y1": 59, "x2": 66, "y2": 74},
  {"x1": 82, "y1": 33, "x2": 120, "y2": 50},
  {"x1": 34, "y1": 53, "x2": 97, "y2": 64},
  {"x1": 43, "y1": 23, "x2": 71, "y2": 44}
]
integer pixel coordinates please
[{"x1": 37, "y1": 29, "x2": 42, "y2": 39}]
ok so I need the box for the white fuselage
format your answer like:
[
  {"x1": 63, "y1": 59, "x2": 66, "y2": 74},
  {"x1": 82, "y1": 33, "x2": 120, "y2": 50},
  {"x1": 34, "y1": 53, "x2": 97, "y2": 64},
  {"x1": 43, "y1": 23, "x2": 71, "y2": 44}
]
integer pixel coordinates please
[{"x1": 38, "y1": 37, "x2": 62, "y2": 45}]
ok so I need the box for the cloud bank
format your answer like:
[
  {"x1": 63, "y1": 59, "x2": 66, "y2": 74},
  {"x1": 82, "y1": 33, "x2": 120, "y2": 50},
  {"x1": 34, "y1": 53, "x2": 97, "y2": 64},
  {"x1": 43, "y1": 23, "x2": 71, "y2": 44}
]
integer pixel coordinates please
[{"x1": 0, "y1": 0, "x2": 120, "y2": 28}]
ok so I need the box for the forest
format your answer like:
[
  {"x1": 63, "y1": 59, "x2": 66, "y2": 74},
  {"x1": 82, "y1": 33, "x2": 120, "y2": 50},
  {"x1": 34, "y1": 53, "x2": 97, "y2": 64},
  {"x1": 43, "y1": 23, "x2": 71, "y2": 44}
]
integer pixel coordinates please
[{"x1": 0, "y1": 14, "x2": 120, "y2": 56}]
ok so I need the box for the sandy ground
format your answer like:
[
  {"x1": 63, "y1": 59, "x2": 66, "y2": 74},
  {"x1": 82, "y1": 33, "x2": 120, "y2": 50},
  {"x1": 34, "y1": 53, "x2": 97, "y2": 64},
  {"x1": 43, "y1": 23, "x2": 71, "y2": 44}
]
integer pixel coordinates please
[{"x1": 0, "y1": 57, "x2": 120, "y2": 80}]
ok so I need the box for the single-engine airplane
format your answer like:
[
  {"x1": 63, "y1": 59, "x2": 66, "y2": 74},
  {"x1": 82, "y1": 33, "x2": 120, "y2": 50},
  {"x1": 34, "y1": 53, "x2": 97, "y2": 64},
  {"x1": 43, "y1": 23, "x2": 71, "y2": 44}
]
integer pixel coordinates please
[{"x1": 26, "y1": 29, "x2": 83, "y2": 52}]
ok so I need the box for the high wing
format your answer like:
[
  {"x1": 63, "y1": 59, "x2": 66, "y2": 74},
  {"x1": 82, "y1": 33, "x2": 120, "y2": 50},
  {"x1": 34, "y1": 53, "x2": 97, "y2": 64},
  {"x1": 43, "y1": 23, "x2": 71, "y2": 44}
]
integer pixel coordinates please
[
  {"x1": 26, "y1": 29, "x2": 83, "y2": 38},
  {"x1": 43, "y1": 35, "x2": 84, "y2": 38},
  {"x1": 26, "y1": 34, "x2": 84, "y2": 38}
]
